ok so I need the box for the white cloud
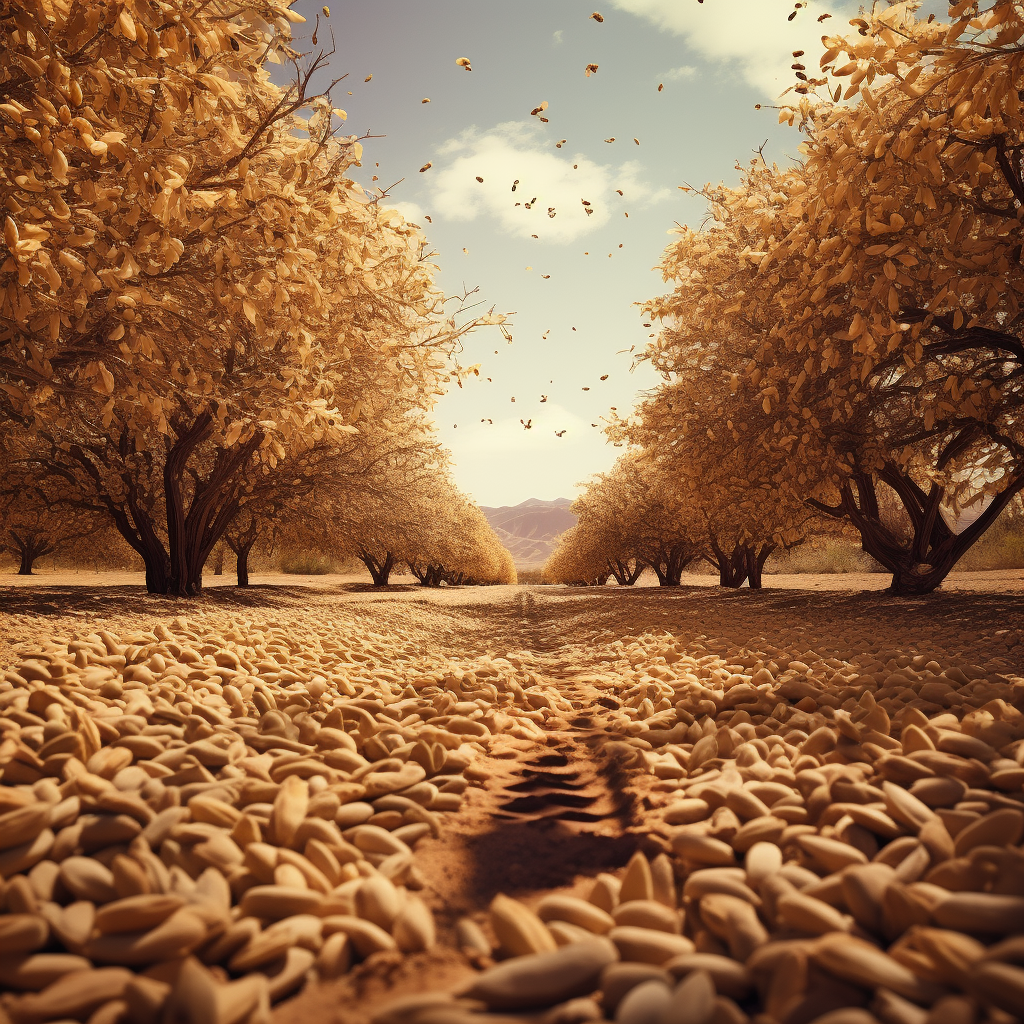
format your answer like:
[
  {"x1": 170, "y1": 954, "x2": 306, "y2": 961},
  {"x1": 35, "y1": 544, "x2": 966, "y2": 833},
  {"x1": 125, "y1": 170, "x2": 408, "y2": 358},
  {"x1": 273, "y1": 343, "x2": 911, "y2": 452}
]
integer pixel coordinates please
[
  {"x1": 428, "y1": 122, "x2": 668, "y2": 243},
  {"x1": 552, "y1": 29, "x2": 564, "y2": 44},
  {"x1": 611, "y1": 0, "x2": 856, "y2": 98},
  {"x1": 663, "y1": 65, "x2": 697, "y2": 81},
  {"x1": 386, "y1": 200, "x2": 426, "y2": 227}
]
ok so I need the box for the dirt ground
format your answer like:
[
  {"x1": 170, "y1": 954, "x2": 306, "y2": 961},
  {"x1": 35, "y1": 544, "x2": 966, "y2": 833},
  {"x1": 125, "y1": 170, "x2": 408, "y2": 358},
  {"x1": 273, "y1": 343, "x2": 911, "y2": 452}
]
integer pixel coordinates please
[
  {"x1": 2, "y1": 571, "x2": 1023, "y2": 1022},
  {"x1": 2, "y1": 568, "x2": 1023, "y2": 672}
]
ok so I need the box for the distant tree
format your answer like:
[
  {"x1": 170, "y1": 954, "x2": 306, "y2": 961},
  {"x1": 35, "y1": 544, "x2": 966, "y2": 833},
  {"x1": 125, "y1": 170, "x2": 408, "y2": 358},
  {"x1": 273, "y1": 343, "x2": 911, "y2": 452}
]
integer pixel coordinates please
[
  {"x1": 566, "y1": 455, "x2": 701, "y2": 587},
  {"x1": 406, "y1": 483, "x2": 517, "y2": 586},
  {"x1": 542, "y1": 525, "x2": 611, "y2": 587},
  {"x1": 0, "y1": 434, "x2": 109, "y2": 574},
  {"x1": 270, "y1": 414, "x2": 514, "y2": 588}
]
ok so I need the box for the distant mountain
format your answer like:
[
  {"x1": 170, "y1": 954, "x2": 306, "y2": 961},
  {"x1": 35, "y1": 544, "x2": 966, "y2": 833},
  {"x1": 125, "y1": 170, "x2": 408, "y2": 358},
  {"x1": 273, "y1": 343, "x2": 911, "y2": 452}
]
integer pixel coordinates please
[{"x1": 481, "y1": 497, "x2": 576, "y2": 568}]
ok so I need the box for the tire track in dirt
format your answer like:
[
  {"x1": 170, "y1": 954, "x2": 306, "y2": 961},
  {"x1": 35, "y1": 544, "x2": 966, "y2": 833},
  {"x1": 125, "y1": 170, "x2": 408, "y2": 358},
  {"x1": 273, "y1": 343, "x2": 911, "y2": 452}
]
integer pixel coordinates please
[{"x1": 402, "y1": 591, "x2": 668, "y2": 934}]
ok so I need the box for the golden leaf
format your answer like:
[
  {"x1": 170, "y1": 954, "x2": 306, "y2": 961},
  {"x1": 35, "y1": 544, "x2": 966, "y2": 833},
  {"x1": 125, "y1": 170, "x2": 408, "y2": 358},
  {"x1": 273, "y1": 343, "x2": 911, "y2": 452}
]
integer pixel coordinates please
[{"x1": 118, "y1": 10, "x2": 137, "y2": 41}]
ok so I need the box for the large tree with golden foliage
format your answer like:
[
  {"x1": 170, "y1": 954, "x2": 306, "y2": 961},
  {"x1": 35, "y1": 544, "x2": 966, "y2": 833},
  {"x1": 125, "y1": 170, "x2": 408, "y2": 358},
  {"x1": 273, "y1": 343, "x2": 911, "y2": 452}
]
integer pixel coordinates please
[
  {"x1": 0, "y1": 1, "x2": 501, "y2": 595},
  {"x1": 619, "y1": 182, "x2": 817, "y2": 589},
  {"x1": 0, "y1": 427, "x2": 112, "y2": 573},
  {"x1": 635, "y1": 0, "x2": 1024, "y2": 594},
  {"x1": 769, "y1": 0, "x2": 1024, "y2": 592}
]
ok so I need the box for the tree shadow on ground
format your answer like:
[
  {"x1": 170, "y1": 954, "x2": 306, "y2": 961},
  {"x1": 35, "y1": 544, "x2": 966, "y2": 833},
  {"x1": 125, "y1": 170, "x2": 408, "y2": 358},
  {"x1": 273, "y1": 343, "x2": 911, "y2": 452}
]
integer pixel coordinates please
[{"x1": 0, "y1": 581, "x2": 424, "y2": 619}]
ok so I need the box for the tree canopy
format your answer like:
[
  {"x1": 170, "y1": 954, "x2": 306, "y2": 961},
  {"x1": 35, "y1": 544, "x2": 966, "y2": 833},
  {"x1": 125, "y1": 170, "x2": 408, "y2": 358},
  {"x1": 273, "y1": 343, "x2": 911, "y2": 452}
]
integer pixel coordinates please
[
  {"x1": 614, "y1": 1, "x2": 1024, "y2": 595},
  {"x1": 1, "y1": 0, "x2": 503, "y2": 594}
]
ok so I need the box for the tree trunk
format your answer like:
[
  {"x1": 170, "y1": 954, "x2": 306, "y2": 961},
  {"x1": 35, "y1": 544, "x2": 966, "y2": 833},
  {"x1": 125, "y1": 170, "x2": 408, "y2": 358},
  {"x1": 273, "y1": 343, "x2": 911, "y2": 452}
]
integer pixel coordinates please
[
  {"x1": 717, "y1": 543, "x2": 749, "y2": 588},
  {"x1": 746, "y1": 542, "x2": 775, "y2": 590},
  {"x1": 652, "y1": 552, "x2": 682, "y2": 586},
  {"x1": 653, "y1": 543, "x2": 694, "y2": 586},
  {"x1": 236, "y1": 542, "x2": 254, "y2": 587},
  {"x1": 706, "y1": 534, "x2": 746, "y2": 587},
  {"x1": 212, "y1": 547, "x2": 224, "y2": 576},
  {"x1": 161, "y1": 412, "x2": 262, "y2": 595},
  {"x1": 68, "y1": 413, "x2": 261, "y2": 597},
  {"x1": 408, "y1": 562, "x2": 429, "y2": 584},
  {"x1": 142, "y1": 548, "x2": 169, "y2": 594},
  {"x1": 10, "y1": 531, "x2": 56, "y2": 576},
  {"x1": 360, "y1": 551, "x2": 394, "y2": 586},
  {"x1": 608, "y1": 559, "x2": 644, "y2": 586},
  {"x1": 808, "y1": 465, "x2": 1024, "y2": 596}
]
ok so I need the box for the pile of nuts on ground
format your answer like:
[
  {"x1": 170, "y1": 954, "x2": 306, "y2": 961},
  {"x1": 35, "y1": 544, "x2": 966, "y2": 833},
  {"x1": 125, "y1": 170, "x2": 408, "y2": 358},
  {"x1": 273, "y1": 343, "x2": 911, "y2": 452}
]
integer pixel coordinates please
[{"x1": 1, "y1": 610, "x2": 1024, "y2": 1024}]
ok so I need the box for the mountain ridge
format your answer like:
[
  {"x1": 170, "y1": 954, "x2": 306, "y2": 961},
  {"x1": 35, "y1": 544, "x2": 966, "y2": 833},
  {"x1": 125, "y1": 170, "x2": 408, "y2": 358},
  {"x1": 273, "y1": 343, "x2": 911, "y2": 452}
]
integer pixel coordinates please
[{"x1": 480, "y1": 497, "x2": 576, "y2": 568}]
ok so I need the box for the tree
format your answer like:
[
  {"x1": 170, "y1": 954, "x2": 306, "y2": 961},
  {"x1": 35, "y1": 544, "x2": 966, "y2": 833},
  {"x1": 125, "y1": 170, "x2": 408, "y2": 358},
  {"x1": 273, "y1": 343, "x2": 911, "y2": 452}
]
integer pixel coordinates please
[
  {"x1": 635, "y1": 149, "x2": 1021, "y2": 593},
  {"x1": 223, "y1": 511, "x2": 267, "y2": 588},
  {"x1": 624, "y1": 2, "x2": 1024, "y2": 595},
  {"x1": 542, "y1": 525, "x2": 611, "y2": 587},
  {"x1": 745, "y1": 1, "x2": 1024, "y2": 593},
  {"x1": 405, "y1": 486, "x2": 517, "y2": 586},
  {"x1": 567, "y1": 454, "x2": 703, "y2": 587},
  {"x1": 617, "y1": 209, "x2": 816, "y2": 591},
  {"x1": 267, "y1": 412, "x2": 441, "y2": 586},
  {"x1": 0, "y1": 431, "x2": 107, "y2": 574},
  {"x1": 269, "y1": 409, "x2": 515, "y2": 588},
  {"x1": 0, "y1": 0, "x2": 503, "y2": 596}
]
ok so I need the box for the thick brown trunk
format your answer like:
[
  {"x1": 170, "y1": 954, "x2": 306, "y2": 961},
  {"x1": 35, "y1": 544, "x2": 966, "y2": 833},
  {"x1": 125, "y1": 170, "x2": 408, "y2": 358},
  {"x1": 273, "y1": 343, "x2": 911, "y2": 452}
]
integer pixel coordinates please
[
  {"x1": 361, "y1": 551, "x2": 394, "y2": 586},
  {"x1": 609, "y1": 558, "x2": 644, "y2": 586},
  {"x1": 10, "y1": 531, "x2": 55, "y2": 576},
  {"x1": 809, "y1": 465, "x2": 1024, "y2": 596},
  {"x1": 712, "y1": 541, "x2": 748, "y2": 588},
  {"x1": 162, "y1": 412, "x2": 263, "y2": 597},
  {"x1": 235, "y1": 543, "x2": 253, "y2": 587},
  {"x1": 142, "y1": 546, "x2": 169, "y2": 594},
  {"x1": 608, "y1": 559, "x2": 630, "y2": 586},
  {"x1": 746, "y1": 542, "x2": 775, "y2": 590},
  {"x1": 653, "y1": 543, "x2": 693, "y2": 586}
]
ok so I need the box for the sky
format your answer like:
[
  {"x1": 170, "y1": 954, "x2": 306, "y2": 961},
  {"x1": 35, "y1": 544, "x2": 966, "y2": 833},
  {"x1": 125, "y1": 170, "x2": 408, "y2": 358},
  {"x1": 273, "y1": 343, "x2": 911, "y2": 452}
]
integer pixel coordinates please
[{"x1": 281, "y1": 0, "x2": 860, "y2": 507}]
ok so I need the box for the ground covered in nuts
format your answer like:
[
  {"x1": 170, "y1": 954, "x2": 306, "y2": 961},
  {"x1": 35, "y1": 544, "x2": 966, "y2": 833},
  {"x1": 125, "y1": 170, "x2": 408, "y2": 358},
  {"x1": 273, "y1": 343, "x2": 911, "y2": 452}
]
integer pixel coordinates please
[{"x1": 1, "y1": 572, "x2": 1023, "y2": 1024}]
